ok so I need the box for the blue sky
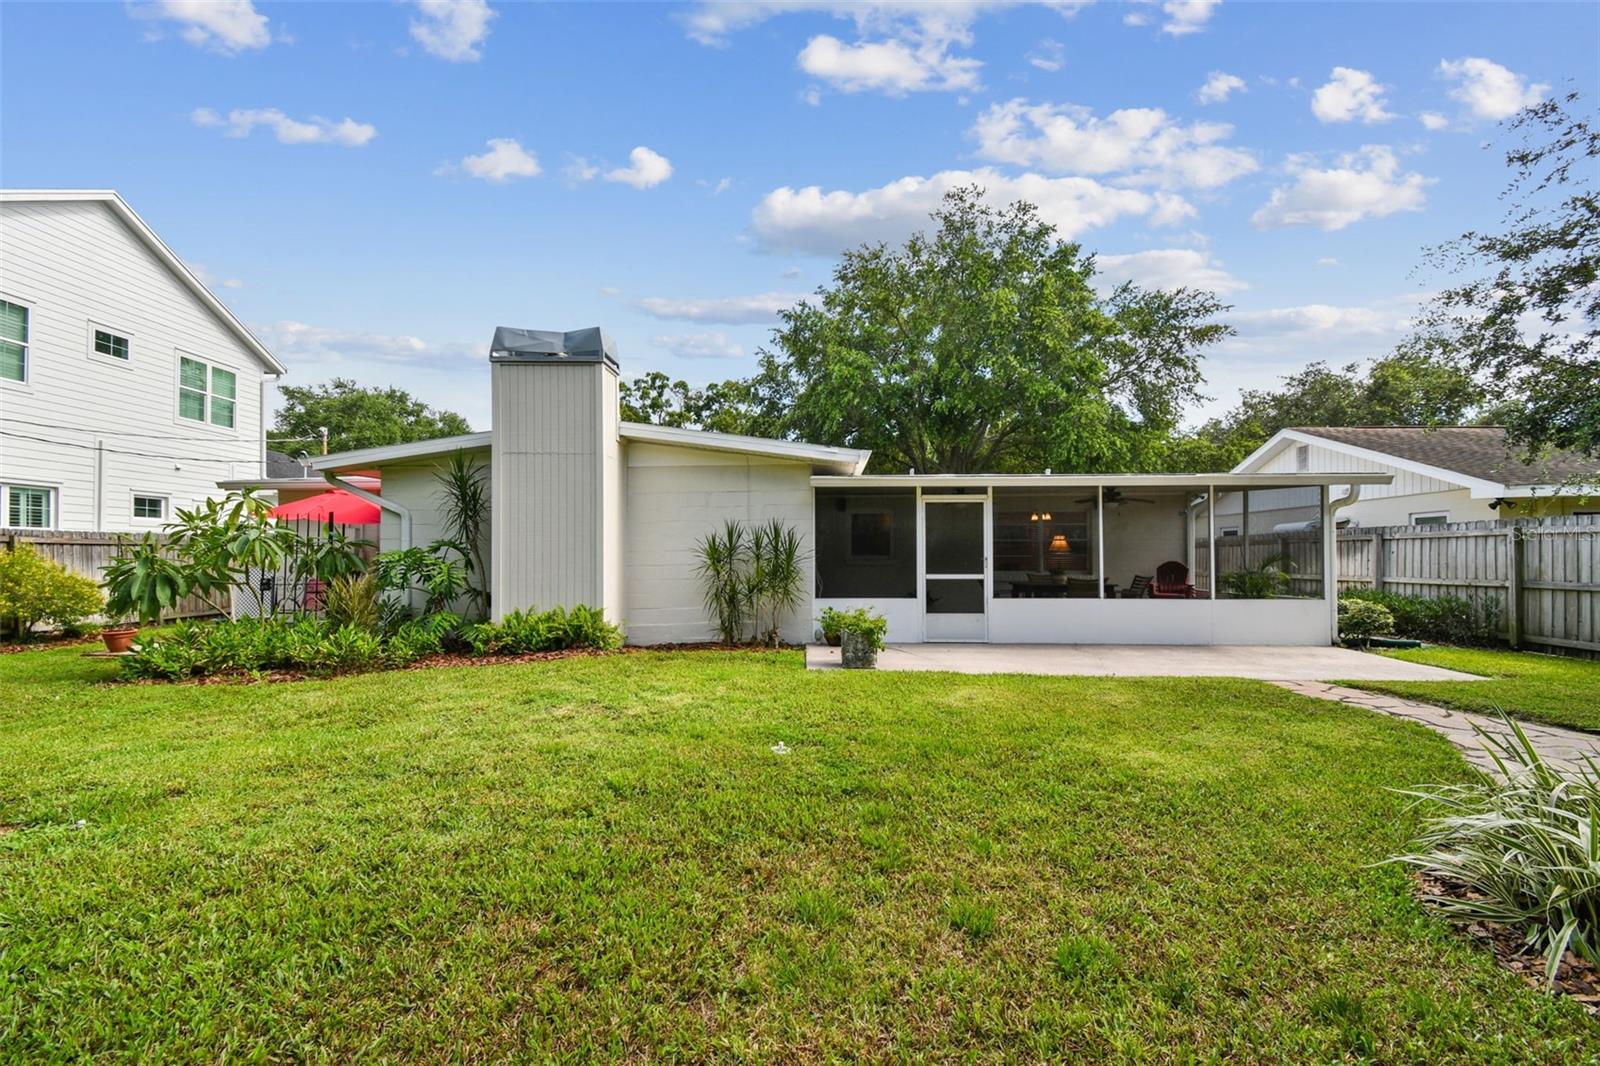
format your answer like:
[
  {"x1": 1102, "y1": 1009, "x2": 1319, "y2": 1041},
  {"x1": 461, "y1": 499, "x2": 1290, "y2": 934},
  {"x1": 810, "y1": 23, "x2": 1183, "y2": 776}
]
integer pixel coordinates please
[{"x1": 3, "y1": 1, "x2": 1596, "y2": 434}]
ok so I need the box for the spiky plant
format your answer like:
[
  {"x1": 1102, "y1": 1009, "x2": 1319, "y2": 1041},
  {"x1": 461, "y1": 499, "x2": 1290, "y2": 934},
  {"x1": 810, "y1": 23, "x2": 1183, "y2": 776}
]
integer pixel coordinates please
[
  {"x1": 434, "y1": 451, "x2": 490, "y2": 618},
  {"x1": 1389, "y1": 713, "x2": 1600, "y2": 990},
  {"x1": 748, "y1": 519, "x2": 807, "y2": 647},
  {"x1": 695, "y1": 520, "x2": 750, "y2": 644}
]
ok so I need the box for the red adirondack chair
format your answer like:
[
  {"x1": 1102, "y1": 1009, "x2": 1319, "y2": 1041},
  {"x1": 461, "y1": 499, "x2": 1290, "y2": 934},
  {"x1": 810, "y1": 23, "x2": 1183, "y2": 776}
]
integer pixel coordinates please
[{"x1": 1151, "y1": 560, "x2": 1196, "y2": 599}]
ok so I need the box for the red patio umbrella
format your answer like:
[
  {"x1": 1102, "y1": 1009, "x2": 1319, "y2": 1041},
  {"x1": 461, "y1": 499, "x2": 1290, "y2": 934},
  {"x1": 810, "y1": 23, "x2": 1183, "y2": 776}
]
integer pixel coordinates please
[{"x1": 269, "y1": 489, "x2": 381, "y2": 525}]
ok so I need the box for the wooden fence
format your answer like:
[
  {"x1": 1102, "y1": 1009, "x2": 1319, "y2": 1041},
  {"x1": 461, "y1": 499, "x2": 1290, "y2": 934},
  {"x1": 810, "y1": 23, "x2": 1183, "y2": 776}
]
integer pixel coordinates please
[
  {"x1": 1335, "y1": 513, "x2": 1600, "y2": 658},
  {"x1": 1, "y1": 528, "x2": 226, "y2": 621}
]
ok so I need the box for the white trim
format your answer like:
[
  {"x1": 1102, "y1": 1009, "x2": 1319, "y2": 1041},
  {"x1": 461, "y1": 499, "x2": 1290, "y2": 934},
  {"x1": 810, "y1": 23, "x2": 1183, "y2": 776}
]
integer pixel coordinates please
[
  {"x1": 619, "y1": 421, "x2": 870, "y2": 474},
  {"x1": 216, "y1": 476, "x2": 380, "y2": 492},
  {"x1": 0, "y1": 290, "x2": 34, "y2": 389},
  {"x1": 172, "y1": 349, "x2": 240, "y2": 435},
  {"x1": 1408, "y1": 511, "x2": 1450, "y2": 526},
  {"x1": 919, "y1": 492, "x2": 990, "y2": 642},
  {"x1": 310, "y1": 432, "x2": 493, "y2": 471},
  {"x1": 0, "y1": 190, "x2": 284, "y2": 374},
  {"x1": 130, "y1": 491, "x2": 169, "y2": 523},
  {"x1": 813, "y1": 472, "x2": 1394, "y2": 490},
  {"x1": 3, "y1": 483, "x2": 56, "y2": 529},
  {"x1": 1234, "y1": 428, "x2": 1507, "y2": 496}
]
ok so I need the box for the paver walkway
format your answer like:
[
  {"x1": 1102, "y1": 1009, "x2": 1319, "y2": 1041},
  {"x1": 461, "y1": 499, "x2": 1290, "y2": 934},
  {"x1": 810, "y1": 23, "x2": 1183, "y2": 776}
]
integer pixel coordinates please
[{"x1": 1272, "y1": 680, "x2": 1600, "y2": 777}]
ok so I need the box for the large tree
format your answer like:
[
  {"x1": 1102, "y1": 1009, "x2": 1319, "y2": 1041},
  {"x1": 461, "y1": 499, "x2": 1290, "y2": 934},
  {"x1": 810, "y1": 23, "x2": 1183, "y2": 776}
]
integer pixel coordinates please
[
  {"x1": 273, "y1": 378, "x2": 473, "y2": 455},
  {"x1": 737, "y1": 187, "x2": 1231, "y2": 473},
  {"x1": 1412, "y1": 92, "x2": 1599, "y2": 459}
]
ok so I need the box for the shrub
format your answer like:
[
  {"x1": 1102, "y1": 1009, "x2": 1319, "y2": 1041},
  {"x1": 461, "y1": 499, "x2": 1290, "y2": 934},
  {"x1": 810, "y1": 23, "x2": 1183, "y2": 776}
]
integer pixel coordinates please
[
  {"x1": 464, "y1": 605, "x2": 622, "y2": 655},
  {"x1": 694, "y1": 518, "x2": 809, "y2": 645},
  {"x1": 0, "y1": 545, "x2": 104, "y2": 639},
  {"x1": 325, "y1": 573, "x2": 381, "y2": 631},
  {"x1": 1337, "y1": 598, "x2": 1395, "y2": 645},
  {"x1": 1342, "y1": 588, "x2": 1499, "y2": 646},
  {"x1": 1389, "y1": 715, "x2": 1599, "y2": 990},
  {"x1": 818, "y1": 605, "x2": 848, "y2": 643},
  {"x1": 1220, "y1": 553, "x2": 1295, "y2": 599},
  {"x1": 833, "y1": 607, "x2": 888, "y2": 652}
]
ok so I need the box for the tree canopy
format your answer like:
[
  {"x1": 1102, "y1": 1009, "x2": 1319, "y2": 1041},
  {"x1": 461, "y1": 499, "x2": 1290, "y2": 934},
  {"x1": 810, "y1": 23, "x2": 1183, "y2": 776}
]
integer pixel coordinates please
[
  {"x1": 273, "y1": 378, "x2": 473, "y2": 455},
  {"x1": 1412, "y1": 92, "x2": 1599, "y2": 459}
]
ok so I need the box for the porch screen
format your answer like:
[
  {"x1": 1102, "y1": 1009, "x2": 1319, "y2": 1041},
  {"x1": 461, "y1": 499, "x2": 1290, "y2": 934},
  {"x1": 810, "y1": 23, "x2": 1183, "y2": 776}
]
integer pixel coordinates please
[
  {"x1": 992, "y1": 490, "x2": 1092, "y2": 598},
  {"x1": 815, "y1": 488, "x2": 916, "y2": 598},
  {"x1": 1212, "y1": 486, "x2": 1324, "y2": 598}
]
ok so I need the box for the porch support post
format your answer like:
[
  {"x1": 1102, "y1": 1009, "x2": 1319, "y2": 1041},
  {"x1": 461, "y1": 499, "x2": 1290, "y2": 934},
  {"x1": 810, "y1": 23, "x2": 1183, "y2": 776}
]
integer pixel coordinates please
[
  {"x1": 1207, "y1": 484, "x2": 1216, "y2": 599},
  {"x1": 1096, "y1": 484, "x2": 1105, "y2": 597},
  {"x1": 1322, "y1": 484, "x2": 1337, "y2": 643}
]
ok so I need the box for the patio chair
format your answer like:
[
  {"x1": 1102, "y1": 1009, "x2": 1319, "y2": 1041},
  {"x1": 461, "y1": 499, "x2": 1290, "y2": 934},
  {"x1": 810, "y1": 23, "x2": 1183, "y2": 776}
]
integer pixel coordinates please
[
  {"x1": 1125, "y1": 574, "x2": 1153, "y2": 599},
  {"x1": 1065, "y1": 577, "x2": 1101, "y2": 598},
  {"x1": 1150, "y1": 561, "x2": 1196, "y2": 599}
]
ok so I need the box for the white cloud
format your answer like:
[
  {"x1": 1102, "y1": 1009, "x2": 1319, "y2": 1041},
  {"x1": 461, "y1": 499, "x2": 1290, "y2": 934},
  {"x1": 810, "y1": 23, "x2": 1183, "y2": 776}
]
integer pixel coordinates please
[
  {"x1": 1316, "y1": 257, "x2": 1340, "y2": 267},
  {"x1": 781, "y1": 266, "x2": 803, "y2": 279},
  {"x1": 604, "y1": 146, "x2": 674, "y2": 189},
  {"x1": 637, "y1": 292, "x2": 807, "y2": 325},
  {"x1": 134, "y1": 0, "x2": 271, "y2": 54},
  {"x1": 1196, "y1": 71, "x2": 1245, "y2": 105},
  {"x1": 1419, "y1": 111, "x2": 1450, "y2": 131},
  {"x1": 1093, "y1": 249, "x2": 1248, "y2": 294},
  {"x1": 798, "y1": 33, "x2": 980, "y2": 94},
  {"x1": 564, "y1": 155, "x2": 600, "y2": 182},
  {"x1": 1311, "y1": 67, "x2": 1394, "y2": 124},
  {"x1": 439, "y1": 138, "x2": 541, "y2": 182},
  {"x1": 256, "y1": 320, "x2": 480, "y2": 368},
  {"x1": 188, "y1": 262, "x2": 245, "y2": 291},
  {"x1": 190, "y1": 107, "x2": 377, "y2": 147},
  {"x1": 1123, "y1": 9, "x2": 1151, "y2": 26},
  {"x1": 971, "y1": 98, "x2": 1256, "y2": 190},
  {"x1": 652, "y1": 332, "x2": 746, "y2": 360},
  {"x1": 408, "y1": 0, "x2": 496, "y2": 62},
  {"x1": 1159, "y1": 0, "x2": 1220, "y2": 36},
  {"x1": 751, "y1": 168, "x2": 1190, "y2": 255},
  {"x1": 1028, "y1": 38, "x2": 1065, "y2": 72},
  {"x1": 1438, "y1": 57, "x2": 1548, "y2": 120},
  {"x1": 697, "y1": 176, "x2": 733, "y2": 195},
  {"x1": 1251, "y1": 145, "x2": 1432, "y2": 231}
]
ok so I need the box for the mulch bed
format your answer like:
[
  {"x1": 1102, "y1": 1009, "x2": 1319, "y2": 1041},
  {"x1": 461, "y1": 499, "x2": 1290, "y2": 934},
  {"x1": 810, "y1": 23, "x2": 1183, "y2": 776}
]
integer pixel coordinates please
[
  {"x1": 1418, "y1": 872, "x2": 1600, "y2": 1014},
  {"x1": 1, "y1": 632, "x2": 101, "y2": 654}
]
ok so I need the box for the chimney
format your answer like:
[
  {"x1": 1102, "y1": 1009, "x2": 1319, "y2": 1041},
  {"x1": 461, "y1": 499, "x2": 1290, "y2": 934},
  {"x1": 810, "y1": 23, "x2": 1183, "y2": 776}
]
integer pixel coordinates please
[{"x1": 488, "y1": 327, "x2": 622, "y2": 622}]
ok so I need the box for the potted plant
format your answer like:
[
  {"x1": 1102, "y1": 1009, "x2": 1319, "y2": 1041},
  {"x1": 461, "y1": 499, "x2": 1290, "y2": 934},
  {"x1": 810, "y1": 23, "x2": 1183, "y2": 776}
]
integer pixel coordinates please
[
  {"x1": 100, "y1": 535, "x2": 193, "y2": 652},
  {"x1": 818, "y1": 606, "x2": 848, "y2": 647},
  {"x1": 837, "y1": 608, "x2": 888, "y2": 669}
]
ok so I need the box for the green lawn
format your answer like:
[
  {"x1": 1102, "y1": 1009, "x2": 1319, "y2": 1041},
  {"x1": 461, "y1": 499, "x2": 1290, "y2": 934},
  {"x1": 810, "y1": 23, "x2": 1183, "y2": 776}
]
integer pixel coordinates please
[
  {"x1": 1343, "y1": 646, "x2": 1600, "y2": 733},
  {"x1": 2, "y1": 647, "x2": 1593, "y2": 1061}
]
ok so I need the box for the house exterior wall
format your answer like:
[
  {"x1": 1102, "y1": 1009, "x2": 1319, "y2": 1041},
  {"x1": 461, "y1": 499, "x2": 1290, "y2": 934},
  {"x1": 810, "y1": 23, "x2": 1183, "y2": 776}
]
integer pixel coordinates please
[
  {"x1": 372, "y1": 448, "x2": 491, "y2": 612},
  {"x1": 1101, "y1": 497, "x2": 1189, "y2": 586},
  {"x1": 623, "y1": 441, "x2": 814, "y2": 645},
  {"x1": 489, "y1": 360, "x2": 618, "y2": 619},
  {"x1": 0, "y1": 198, "x2": 270, "y2": 531}
]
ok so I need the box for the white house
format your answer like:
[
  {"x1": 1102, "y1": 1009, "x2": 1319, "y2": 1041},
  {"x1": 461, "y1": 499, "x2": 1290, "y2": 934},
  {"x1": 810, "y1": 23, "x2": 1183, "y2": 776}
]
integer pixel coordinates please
[
  {"x1": 0, "y1": 190, "x2": 285, "y2": 532},
  {"x1": 1231, "y1": 427, "x2": 1599, "y2": 529},
  {"x1": 308, "y1": 326, "x2": 1391, "y2": 647}
]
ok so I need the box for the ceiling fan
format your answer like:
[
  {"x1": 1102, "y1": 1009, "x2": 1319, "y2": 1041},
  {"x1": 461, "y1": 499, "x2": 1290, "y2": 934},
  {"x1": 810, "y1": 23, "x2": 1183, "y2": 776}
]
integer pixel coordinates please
[{"x1": 1073, "y1": 487, "x2": 1156, "y2": 506}]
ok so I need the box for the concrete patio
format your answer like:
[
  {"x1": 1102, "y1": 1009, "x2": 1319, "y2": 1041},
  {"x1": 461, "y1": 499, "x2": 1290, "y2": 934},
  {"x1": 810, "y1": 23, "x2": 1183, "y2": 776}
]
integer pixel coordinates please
[{"x1": 804, "y1": 643, "x2": 1486, "y2": 681}]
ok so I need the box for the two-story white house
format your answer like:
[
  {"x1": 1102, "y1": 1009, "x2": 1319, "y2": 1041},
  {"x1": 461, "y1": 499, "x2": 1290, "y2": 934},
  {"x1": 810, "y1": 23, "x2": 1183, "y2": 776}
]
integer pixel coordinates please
[{"x1": 0, "y1": 190, "x2": 284, "y2": 531}]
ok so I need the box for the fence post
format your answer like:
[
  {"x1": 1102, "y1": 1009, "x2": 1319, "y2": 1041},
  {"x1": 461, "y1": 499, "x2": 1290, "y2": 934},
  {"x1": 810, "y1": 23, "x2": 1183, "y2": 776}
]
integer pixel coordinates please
[
  {"x1": 1370, "y1": 530, "x2": 1384, "y2": 591},
  {"x1": 1506, "y1": 527, "x2": 1523, "y2": 649}
]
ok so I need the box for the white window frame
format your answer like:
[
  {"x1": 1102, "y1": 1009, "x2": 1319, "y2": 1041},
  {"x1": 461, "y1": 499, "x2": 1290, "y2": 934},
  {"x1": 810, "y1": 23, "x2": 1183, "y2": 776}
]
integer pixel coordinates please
[
  {"x1": 1218, "y1": 526, "x2": 1241, "y2": 537},
  {"x1": 5, "y1": 484, "x2": 55, "y2": 529},
  {"x1": 87, "y1": 319, "x2": 135, "y2": 368},
  {"x1": 173, "y1": 350, "x2": 240, "y2": 433},
  {"x1": 0, "y1": 292, "x2": 33, "y2": 388},
  {"x1": 131, "y1": 493, "x2": 169, "y2": 523},
  {"x1": 1409, "y1": 511, "x2": 1450, "y2": 527}
]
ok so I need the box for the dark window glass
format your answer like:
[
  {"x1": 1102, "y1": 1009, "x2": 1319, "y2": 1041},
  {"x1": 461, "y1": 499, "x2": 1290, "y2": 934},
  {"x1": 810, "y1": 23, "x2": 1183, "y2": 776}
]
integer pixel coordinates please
[
  {"x1": 849, "y1": 511, "x2": 893, "y2": 559},
  {"x1": 815, "y1": 488, "x2": 916, "y2": 598}
]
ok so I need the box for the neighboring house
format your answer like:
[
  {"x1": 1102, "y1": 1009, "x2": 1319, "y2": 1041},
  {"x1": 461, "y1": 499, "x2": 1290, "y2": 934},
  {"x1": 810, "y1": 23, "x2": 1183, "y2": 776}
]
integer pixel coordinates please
[
  {"x1": 0, "y1": 190, "x2": 285, "y2": 532},
  {"x1": 1230, "y1": 426, "x2": 1600, "y2": 530},
  {"x1": 309, "y1": 326, "x2": 1390, "y2": 647},
  {"x1": 217, "y1": 449, "x2": 379, "y2": 508}
]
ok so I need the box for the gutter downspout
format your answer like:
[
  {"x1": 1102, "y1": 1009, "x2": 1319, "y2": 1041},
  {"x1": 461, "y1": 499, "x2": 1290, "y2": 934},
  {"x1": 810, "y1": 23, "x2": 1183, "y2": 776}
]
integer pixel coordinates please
[
  {"x1": 322, "y1": 470, "x2": 410, "y2": 552},
  {"x1": 1325, "y1": 482, "x2": 1361, "y2": 643}
]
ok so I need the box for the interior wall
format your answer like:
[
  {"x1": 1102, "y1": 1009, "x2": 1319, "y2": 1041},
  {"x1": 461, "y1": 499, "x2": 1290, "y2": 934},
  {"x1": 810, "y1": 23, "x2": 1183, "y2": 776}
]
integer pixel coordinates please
[{"x1": 1100, "y1": 494, "x2": 1189, "y2": 588}]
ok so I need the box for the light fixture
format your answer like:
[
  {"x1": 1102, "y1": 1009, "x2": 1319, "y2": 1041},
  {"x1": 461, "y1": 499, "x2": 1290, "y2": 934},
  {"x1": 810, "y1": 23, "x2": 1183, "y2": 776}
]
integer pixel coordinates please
[
  {"x1": 1049, "y1": 533, "x2": 1069, "y2": 552},
  {"x1": 1041, "y1": 511, "x2": 1052, "y2": 521},
  {"x1": 1030, "y1": 512, "x2": 1039, "y2": 521}
]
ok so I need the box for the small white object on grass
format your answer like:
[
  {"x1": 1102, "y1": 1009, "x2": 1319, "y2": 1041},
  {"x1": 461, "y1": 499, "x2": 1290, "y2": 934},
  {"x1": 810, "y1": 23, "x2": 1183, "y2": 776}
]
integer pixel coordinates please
[{"x1": 770, "y1": 742, "x2": 790, "y2": 755}]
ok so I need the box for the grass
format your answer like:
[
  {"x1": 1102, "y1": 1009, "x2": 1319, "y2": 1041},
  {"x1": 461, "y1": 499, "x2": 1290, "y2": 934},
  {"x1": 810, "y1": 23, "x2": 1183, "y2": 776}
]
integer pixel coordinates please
[
  {"x1": 2, "y1": 646, "x2": 1595, "y2": 1061},
  {"x1": 1341, "y1": 645, "x2": 1600, "y2": 733}
]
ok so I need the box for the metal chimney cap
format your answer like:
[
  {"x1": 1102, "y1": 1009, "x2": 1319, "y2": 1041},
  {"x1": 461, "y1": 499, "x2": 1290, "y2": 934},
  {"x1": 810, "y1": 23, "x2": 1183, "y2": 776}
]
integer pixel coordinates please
[{"x1": 489, "y1": 326, "x2": 617, "y2": 369}]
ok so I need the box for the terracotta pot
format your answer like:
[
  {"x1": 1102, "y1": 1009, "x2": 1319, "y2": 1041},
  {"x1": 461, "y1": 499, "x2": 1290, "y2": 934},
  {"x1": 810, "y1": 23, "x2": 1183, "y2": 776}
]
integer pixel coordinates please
[
  {"x1": 825, "y1": 633, "x2": 842, "y2": 647},
  {"x1": 101, "y1": 625, "x2": 139, "y2": 654}
]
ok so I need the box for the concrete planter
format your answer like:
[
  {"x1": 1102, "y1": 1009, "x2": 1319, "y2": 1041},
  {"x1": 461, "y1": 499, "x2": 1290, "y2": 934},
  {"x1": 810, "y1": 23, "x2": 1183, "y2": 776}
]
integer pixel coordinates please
[{"x1": 840, "y1": 630, "x2": 878, "y2": 669}]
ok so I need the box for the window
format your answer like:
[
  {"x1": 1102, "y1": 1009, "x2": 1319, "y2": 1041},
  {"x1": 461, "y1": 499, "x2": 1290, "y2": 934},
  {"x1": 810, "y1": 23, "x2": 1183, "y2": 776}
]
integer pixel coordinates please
[
  {"x1": 1410, "y1": 512, "x2": 1449, "y2": 527},
  {"x1": 94, "y1": 329, "x2": 131, "y2": 360},
  {"x1": 0, "y1": 299, "x2": 27, "y2": 382},
  {"x1": 849, "y1": 511, "x2": 893, "y2": 560},
  {"x1": 6, "y1": 486, "x2": 52, "y2": 528},
  {"x1": 178, "y1": 355, "x2": 238, "y2": 428},
  {"x1": 1294, "y1": 444, "x2": 1310, "y2": 472},
  {"x1": 1219, "y1": 527, "x2": 1241, "y2": 537},
  {"x1": 133, "y1": 495, "x2": 166, "y2": 520},
  {"x1": 992, "y1": 491, "x2": 1093, "y2": 598}
]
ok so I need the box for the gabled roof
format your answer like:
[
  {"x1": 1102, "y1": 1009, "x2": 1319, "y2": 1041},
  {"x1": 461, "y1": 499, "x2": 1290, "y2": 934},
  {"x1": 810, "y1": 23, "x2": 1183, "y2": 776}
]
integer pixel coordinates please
[
  {"x1": 0, "y1": 190, "x2": 285, "y2": 375},
  {"x1": 1235, "y1": 426, "x2": 1600, "y2": 496}
]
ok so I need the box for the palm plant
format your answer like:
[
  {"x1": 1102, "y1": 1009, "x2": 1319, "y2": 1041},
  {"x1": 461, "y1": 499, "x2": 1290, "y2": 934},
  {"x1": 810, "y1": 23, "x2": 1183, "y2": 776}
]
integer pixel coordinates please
[
  {"x1": 1389, "y1": 713, "x2": 1600, "y2": 990},
  {"x1": 1220, "y1": 552, "x2": 1296, "y2": 599},
  {"x1": 434, "y1": 451, "x2": 491, "y2": 618},
  {"x1": 748, "y1": 518, "x2": 807, "y2": 647},
  {"x1": 695, "y1": 520, "x2": 750, "y2": 644}
]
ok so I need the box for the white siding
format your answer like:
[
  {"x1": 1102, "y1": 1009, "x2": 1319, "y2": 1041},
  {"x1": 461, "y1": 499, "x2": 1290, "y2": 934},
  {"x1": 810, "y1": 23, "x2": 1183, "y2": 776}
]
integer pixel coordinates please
[
  {"x1": 489, "y1": 361, "x2": 618, "y2": 617},
  {"x1": 1253, "y1": 440, "x2": 1459, "y2": 499},
  {"x1": 623, "y1": 442, "x2": 814, "y2": 645},
  {"x1": 0, "y1": 199, "x2": 270, "y2": 531},
  {"x1": 371, "y1": 448, "x2": 492, "y2": 612}
]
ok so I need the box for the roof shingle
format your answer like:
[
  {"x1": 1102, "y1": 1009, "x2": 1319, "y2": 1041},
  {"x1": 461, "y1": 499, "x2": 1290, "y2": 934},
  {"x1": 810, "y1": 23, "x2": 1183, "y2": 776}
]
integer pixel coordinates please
[{"x1": 1291, "y1": 426, "x2": 1598, "y2": 486}]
